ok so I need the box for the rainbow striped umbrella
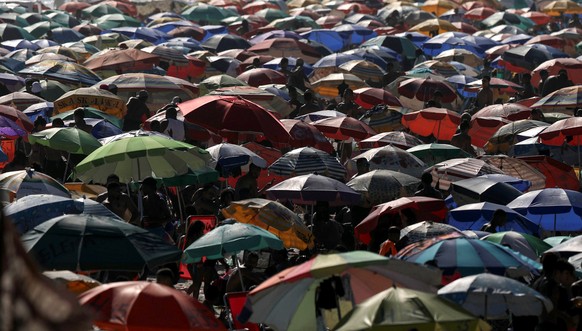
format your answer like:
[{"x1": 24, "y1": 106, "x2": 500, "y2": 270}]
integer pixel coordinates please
[{"x1": 0, "y1": 169, "x2": 70, "y2": 201}]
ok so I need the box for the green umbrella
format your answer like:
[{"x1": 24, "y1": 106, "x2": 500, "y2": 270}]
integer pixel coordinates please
[
  {"x1": 75, "y1": 135, "x2": 213, "y2": 183},
  {"x1": 157, "y1": 167, "x2": 219, "y2": 187},
  {"x1": 21, "y1": 214, "x2": 182, "y2": 271},
  {"x1": 19, "y1": 80, "x2": 71, "y2": 102},
  {"x1": 407, "y1": 143, "x2": 472, "y2": 166},
  {"x1": 482, "y1": 231, "x2": 551, "y2": 260},
  {"x1": 29, "y1": 127, "x2": 102, "y2": 155},
  {"x1": 181, "y1": 4, "x2": 237, "y2": 25},
  {"x1": 544, "y1": 236, "x2": 573, "y2": 247},
  {"x1": 94, "y1": 14, "x2": 141, "y2": 30},
  {"x1": 52, "y1": 107, "x2": 123, "y2": 129},
  {"x1": 255, "y1": 8, "x2": 289, "y2": 22},
  {"x1": 182, "y1": 222, "x2": 284, "y2": 263},
  {"x1": 45, "y1": 11, "x2": 80, "y2": 28},
  {"x1": 268, "y1": 16, "x2": 320, "y2": 30},
  {"x1": 334, "y1": 287, "x2": 490, "y2": 331},
  {"x1": 0, "y1": 13, "x2": 29, "y2": 27},
  {"x1": 199, "y1": 74, "x2": 247, "y2": 95},
  {"x1": 82, "y1": 3, "x2": 123, "y2": 18},
  {"x1": 24, "y1": 21, "x2": 63, "y2": 38}
]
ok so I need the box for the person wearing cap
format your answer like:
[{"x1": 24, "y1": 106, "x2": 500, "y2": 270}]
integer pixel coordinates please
[{"x1": 123, "y1": 90, "x2": 150, "y2": 131}]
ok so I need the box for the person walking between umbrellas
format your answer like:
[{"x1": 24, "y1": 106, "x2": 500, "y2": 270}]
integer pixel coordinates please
[{"x1": 123, "y1": 90, "x2": 150, "y2": 131}]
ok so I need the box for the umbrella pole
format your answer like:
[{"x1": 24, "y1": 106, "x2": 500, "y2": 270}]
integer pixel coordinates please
[
  {"x1": 177, "y1": 187, "x2": 184, "y2": 226},
  {"x1": 63, "y1": 152, "x2": 70, "y2": 183},
  {"x1": 234, "y1": 255, "x2": 245, "y2": 291},
  {"x1": 484, "y1": 294, "x2": 488, "y2": 321}
]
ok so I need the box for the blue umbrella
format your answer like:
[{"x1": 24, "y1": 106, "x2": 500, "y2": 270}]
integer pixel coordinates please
[
  {"x1": 259, "y1": 84, "x2": 290, "y2": 101},
  {"x1": 251, "y1": 30, "x2": 300, "y2": 44},
  {"x1": 332, "y1": 24, "x2": 378, "y2": 46},
  {"x1": 0, "y1": 115, "x2": 27, "y2": 137},
  {"x1": 312, "y1": 53, "x2": 362, "y2": 68},
  {"x1": 202, "y1": 34, "x2": 251, "y2": 53},
  {"x1": 160, "y1": 38, "x2": 203, "y2": 52},
  {"x1": 200, "y1": 25, "x2": 229, "y2": 41},
  {"x1": 346, "y1": 45, "x2": 399, "y2": 66},
  {"x1": 64, "y1": 118, "x2": 123, "y2": 139},
  {"x1": 263, "y1": 57, "x2": 313, "y2": 76},
  {"x1": 362, "y1": 35, "x2": 418, "y2": 59},
  {"x1": 501, "y1": 44, "x2": 569, "y2": 71},
  {"x1": 32, "y1": 39, "x2": 58, "y2": 48},
  {"x1": 446, "y1": 74, "x2": 478, "y2": 97},
  {"x1": 478, "y1": 174, "x2": 531, "y2": 192},
  {"x1": 507, "y1": 188, "x2": 582, "y2": 232},
  {"x1": 500, "y1": 34, "x2": 533, "y2": 45},
  {"x1": 300, "y1": 29, "x2": 345, "y2": 53},
  {"x1": 4, "y1": 49, "x2": 35, "y2": 62},
  {"x1": 451, "y1": 177, "x2": 523, "y2": 207},
  {"x1": 23, "y1": 102, "x2": 53, "y2": 122},
  {"x1": 448, "y1": 202, "x2": 541, "y2": 236},
  {"x1": 1, "y1": 38, "x2": 39, "y2": 51},
  {"x1": 150, "y1": 20, "x2": 198, "y2": 33},
  {"x1": 4, "y1": 194, "x2": 83, "y2": 233},
  {"x1": 109, "y1": 27, "x2": 170, "y2": 44},
  {"x1": 299, "y1": 39, "x2": 333, "y2": 57},
  {"x1": 394, "y1": 32, "x2": 430, "y2": 48},
  {"x1": 399, "y1": 237, "x2": 541, "y2": 277},
  {"x1": 0, "y1": 72, "x2": 25, "y2": 92},
  {"x1": 50, "y1": 27, "x2": 85, "y2": 44},
  {"x1": 461, "y1": 36, "x2": 500, "y2": 56},
  {"x1": 423, "y1": 35, "x2": 480, "y2": 57}
]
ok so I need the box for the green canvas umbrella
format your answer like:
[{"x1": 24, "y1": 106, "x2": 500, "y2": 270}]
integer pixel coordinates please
[
  {"x1": 407, "y1": 143, "x2": 472, "y2": 166},
  {"x1": 75, "y1": 135, "x2": 212, "y2": 183},
  {"x1": 94, "y1": 14, "x2": 141, "y2": 30},
  {"x1": 334, "y1": 287, "x2": 491, "y2": 331},
  {"x1": 29, "y1": 127, "x2": 102, "y2": 155},
  {"x1": 482, "y1": 231, "x2": 551, "y2": 260},
  {"x1": 52, "y1": 107, "x2": 123, "y2": 129},
  {"x1": 21, "y1": 214, "x2": 182, "y2": 271},
  {"x1": 182, "y1": 222, "x2": 284, "y2": 263},
  {"x1": 82, "y1": 3, "x2": 123, "y2": 18}
]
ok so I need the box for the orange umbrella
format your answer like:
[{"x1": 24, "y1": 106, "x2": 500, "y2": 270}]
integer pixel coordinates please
[
  {"x1": 519, "y1": 155, "x2": 580, "y2": 190},
  {"x1": 398, "y1": 77, "x2": 458, "y2": 103},
  {"x1": 531, "y1": 58, "x2": 582, "y2": 88},
  {"x1": 401, "y1": 107, "x2": 461, "y2": 141},
  {"x1": 464, "y1": 7, "x2": 497, "y2": 20},
  {"x1": 312, "y1": 116, "x2": 377, "y2": 141},
  {"x1": 469, "y1": 116, "x2": 511, "y2": 148},
  {"x1": 539, "y1": 116, "x2": 582, "y2": 146}
]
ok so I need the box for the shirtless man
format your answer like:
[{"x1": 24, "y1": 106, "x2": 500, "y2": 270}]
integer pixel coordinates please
[
  {"x1": 234, "y1": 164, "x2": 273, "y2": 200},
  {"x1": 104, "y1": 182, "x2": 139, "y2": 224},
  {"x1": 450, "y1": 121, "x2": 475, "y2": 156},
  {"x1": 475, "y1": 75, "x2": 493, "y2": 111}
]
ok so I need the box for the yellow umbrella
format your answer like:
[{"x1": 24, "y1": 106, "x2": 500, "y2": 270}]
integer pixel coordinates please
[
  {"x1": 339, "y1": 59, "x2": 387, "y2": 83},
  {"x1": 421, "y1": 0, "x2": 458, "y2": 16},
  {"x1": 312, "y1": 73, "x2": 369, "y2": 98},
  {"x1": 53, "y1": 87, "x2": 127, "y2": 118},
  {"x1": 409, "y1": 18, "x2": 459, "y2": 35},
  {"x1": 433, "y1": 48, "x2": 484, "y2": 67},
  {"x1": 64, "y1": 182, "x2": 106, "y2": 199},
  {"x1": 221, "y1": 198, "x2": 315, "y2": 250},
  {"x1": 36, "y1": 46, "x2": 84, "y2": 63},
  {"x1": 541, "y1": 0, "x2": 582, "y2": 15}
]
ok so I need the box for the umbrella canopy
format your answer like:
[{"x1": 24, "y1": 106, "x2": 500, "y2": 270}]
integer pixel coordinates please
[
  {"x1": 0, "y1": 92, "x2": 46, "y2": 111},
  {"x1": 75, "y1": 135, "x2": 212, "y2": 183},
  {"x1": 346, "y1": 170, "x2": 421, "y2": 207},
  {"x1": 245, "y1": 252, "x2": 443, "y2": 331},
  {"x1": 448, "y1": 202, "x2": 542, "y2": 236},
  {"x1": 469, "y1": 117, "x2": 512, "y2": 148},
  {"x1": 52, "y1": 107, "x2": 123, "y2": 129},
  {"x1": 247, "y1": 38, "x2": 321, "y2": 63},
  {"x1": 269, "y1": 147, "x2": 346, "y2": 180},
  {"x1": 19, "y1": 60, "x2": 102, "y2": 86},
  {"x1": 430, "y1": 158, "x2": 505, "y2": 191},
  {"x1": 267, "y1": 173, "x2": 361, "y2": 206},
  {"x1": 533, "y1": 86, "x2": 582, "y2": 111},
  {"x1": 399, "y1": 221, "x2": 464, "y2": 249},
  {"x1": 312, "y1": 116, "x2": 377, "y2": 141},
  {"x1": 29, "y1": 127, "x2": 102, "y2": 155},
  {"x1": 398, "y1": 237, "x2": 541, "y2": 278},
  {"x1": 353, "y1": 87, "x2": 402, "y2": 109},
  {"x1": 312, "y1": 73, "x2": 369, "y2": 98},
  {"x1": 546, "y1": 235, "x2": 582, "y2": 257},
  {"x1": 182, "y1": 222, "x2": 284, "y2": 263},
  {"x1": 43, "y1": 270, "x2": 101, "y2": 295},
  {"x1": 438, "y1": 273, "x2": 552, "y2": 320},
  {"x1": 178, "y1": 95, "x2": 292, "y2": 144},
  {"x1": 279, "y1": 119, "x2": 334, "y2": 153},
  {"x1": 359, "y1": 131, "x2": 423, "y2": 150},
  {"x1": 478, "y1": 155, "x2": 546, "y2": 190},
  {"x1": 482, "y1": 231, "x2": 552, "y2": 260},
  {"x1": 79, "y1": 281, "x2": 225, "y2": 331},
  {"x1": 451, "y1": 177, "x2": 524, "y2": 207},
  {"x1": 335, "y1": 287, "x2": 490, "y2": 331},
  {"x1": 486, "y1": 120, "x2": 549, "y2": 154},
  {"x1": 539, "y1": 116, "x2": 582, "y2": 146},
  {"x1": 83, "y1": 48, "x2": 160, "y2": 73},
  {"x1": 22, "y1": 214, "x2": 182, "y2": 271},
  {"x1": 0, "y1": 169, "x2": 70, "y2": 201},
  {"x1": 4, "y1": 194, "x2": 82, "y2": 233},
  {"x1": 518, "y1": 155, "x2": 580, "y2": 191},
  {"x1": 401, "y1": 107, "x2": 462, "y2": 141},
  {"x1": 507, "y1": 188, "x2": 582, "y2": 232},
  {"x1": 352, "y1": 145, "x2": 426, "y2": 178},
  {"x1": 221, "y1": 198, "x2": 314, "y2": 250},
  {"x1": 206, "y1": 142, "x2": 267, "y2": 175},
  {"x1": 501, "y1": 44, "x2": 569, "y2": 71},
  {"x1": 236, "y1": 68, "x2": 287, "y2": 87},
  {"x1": 407, "y1": 143, "x2": 472, "y2": 166}
]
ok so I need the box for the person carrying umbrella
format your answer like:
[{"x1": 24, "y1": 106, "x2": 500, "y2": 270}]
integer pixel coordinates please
[{"x1": 123, "y1": 90, "x2": 150, "y2": 131}]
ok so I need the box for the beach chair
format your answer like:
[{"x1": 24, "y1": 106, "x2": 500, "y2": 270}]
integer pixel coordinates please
[
  {"x1": 224, "y1": 291, "x2": 262, "y2": 331},
  {"x1": 178, "y1": 215, "x2": 218, "y2": 280}
]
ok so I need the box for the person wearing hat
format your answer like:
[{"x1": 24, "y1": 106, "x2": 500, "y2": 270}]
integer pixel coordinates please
[{"x1": 123, "y1": 90, "x2": 150, "y2": 131}]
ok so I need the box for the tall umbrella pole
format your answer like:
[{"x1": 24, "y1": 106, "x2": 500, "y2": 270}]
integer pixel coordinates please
[{"x1": 63, "y1": 152, "x2": 70, "y2": 183}]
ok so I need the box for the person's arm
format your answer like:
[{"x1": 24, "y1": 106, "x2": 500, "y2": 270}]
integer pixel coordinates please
[{"x1": 124, "y1": 195, "x2": 139, "y2": 224}]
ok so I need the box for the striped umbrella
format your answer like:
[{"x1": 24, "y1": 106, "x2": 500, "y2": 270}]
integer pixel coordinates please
[
  {"x1": 532, "y1": 86, "x2": 582, "y2": 110},
  {"x1": 312, "y1": 116, "x2": 377, "y2": 141},
  {"x1": 407, "y1": 143, "x2": 472, "y2": 167},
  {"x1": 347, "y1": 169, "x2": 421, "y2": 207},
  {"x1": 402, "y1": 107, "x2": 461, "y2": 141},
  {"x1": 413, "y1": 60, "x2": 461, "y2": 78},
  {"x1": 269, "y1": 147, "x2": 346, "y2": 180},
  {"x1": 430, "y1": 158, "x2": 505, "y2": 190},
  {"x1": 469, "y1": 116, "x2": 511, "y2": 148},
  {"x1": 399, "y1": 221, "x2": 464, "y2": 249},
  {"x1": 352, "y1": 145, "x2": 426, "y2": 178},
  {"x1": 221, "y1": 198, "x2": 314, "y2": 250},
  {"x1": 478, "y1": 155, "x2": 546, "y2": 190},
  {"x1": 267, "y1": 173, "x2": 361, "y2": 206},
  {"x1": 19, "y1": 60, "x2": 102, "y2": 86},
  {"x1": 338, "y1": 60, "x2": 386, "y2": 82},
  {"x1": 0, "y1": 92, "x2": 46, "y2": 111},
  {"x1": 398, "y1": 237, "x2": 541, "y2": 278},
  {"x1": 482, "y1": 231, "x2": 551, "y2": 260},
  {"x1": 140, "y1": 45, "x2": 189, "y2": 65},
  {"x1": 359, "y1": 131, "x2": 423, "y2": 150},
  {"x1": 0, "y1": 169, "x2": 70, "y2": 201}
]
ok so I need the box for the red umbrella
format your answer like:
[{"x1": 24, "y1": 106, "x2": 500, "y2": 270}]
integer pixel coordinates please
[
  {"x1": 539, "y1": 117, "x2": 582, "y2": 146},
  {"x1": 337, "y1": 2, "x2": 375, "y2": 14},
  {"x1": 531, "y1": 58, "x2": 582, "y2": 88},
  {"x1": 451, "y1": 22, "x2": 478, "y2": 34},
  {"x1": 58, "y1": 1, "x2": 90, "y2": 13},
  {"x1": 236, "y1": 68, "x2": 287, "y2": 87},
  {"x1": 279, "y1": 119, "x2": 334, "y2": 153},
  {"x1": 398, "y1": 77, "x2": 457, "y2": 103},
  {"x1": 167, "y1": 26, "x2": 206, "y2": 40},
  {"x1": 83, "y1": 48, "x2": 160, "y2": 72},
  {"x1": 516, "y1": 96, "x2": 541, "y2": 108},
  {"x1": 358, "y1": 131, "x2": 423, "y2": 150},
  {"x1": 355, "y1": 196, "x2": 448, "y2": 244},
  {"x1": 524, "y1": 35, "x2": 565, "y2": 49},
  {"x1": 178, "y1": 95, "x2": 292, "y2": 144},
  {"x1": 312, "y1": 116, "x2": 377, "y2": 141},
  {"x1": 518, "y1": 155, "x2": 580, "y2": 190},
  {"x1": 144, "y1": 110, "x2": 222, "y2": 144},
  {"x1": 522, "y1": 11, "x2": 551, "y2": 25},
  {"x1": 471, "y1": 103, "x2": 531, "y2": 121},
  {"x1": 79, "y1": 281, "x2": 225, "y2": 331},
  {"x1": 401, "y1": 107, "x2": 461, "y2": 141},
  {"x1": 469, "y1": 116, "x2": 511, "y2": 148},
  {"x1": 243, "y1": 1, "x2": 279, "y2": 14},
  {"x1": 353, "y1": 87, "x2": 402, "y2": 109},
  {"x1": 463, "y1": 7, "x2": 497, "y2": 20},
  {"x1": 0, "y1": 105, "x2": 33, "y2": 131},
  {"x1": 247, "y1": 38, "x2": 321, "y2": 63},
  {"x1": 316, "y1": 15, "x2": 343, "y2": 29}
]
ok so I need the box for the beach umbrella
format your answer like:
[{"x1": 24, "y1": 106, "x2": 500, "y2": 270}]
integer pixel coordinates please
[
  {"x1": 236, "y1": 68, "x2": 287, "y2": 87},
  {"x1": 542, "y1": 0, "x2": 582, "y2": 16},
  {"x1": 507, "y1": 188, "x2": 582, "y2": 232},
  {"x1": 312, "y1": 116, "x2": 377, "y2": 141},
  {"x1": 545, "y1": 236, "x2": 573, "y2": 247},
  {"x1": 277, "y1": 119, "x2": 333, "y2": 153},
  {"x1": 296, "y1": 109, "x2": 346, "y2": 123},
  {"x1": 398, "y1": 77, "x2": 457, "y2": 104},
  {"x1": 421, "y1": 0, "x2": 459, "y2": 15},
  {"x1": 4, "y1": 194, "x2": 82, "y2": 233},
  {"x1": 28, "y1": 127, "x2": 101, "y2": 155},
  {"x1": 80, "y1": 281, "x2": 224, "y2": 331},
  {"x1": 75, "y1": 135, "x2": 212, "y2": 183},
  {"x1": 361, "y1": 35, "x2": 418, "y2": 60},
  {"x1": 0, "y1": 72, "x2": 25, "y2": 92},
  {"x1": 501, "y1": 44, "x2": 569, "y2": 71},
  {"x1": 482, "y1": 12, "x2": 535, "y2": 31},
  {"x1": 518, "y1": 155, "x2": 580, "y2": 190},
  {"x1": 202, "y1": 34, "x2": 251, "y2": 53},
  {"x1": 401, "y1": 107, "x2": 461, "y2": 141},
  {"x1": 101, "y1": 0, "x2": 138, "y2": 16},
  {"x1": 248, "y1": 38, "x2": 321, "y2": 64},
  {"x1": 438, "y1": 273, "x2": 552, "y2": 320},
  {"x1": 83, "y1": 48, "x2": 160, "y2": 73},
  {"x1": 412, "y1": 60, "x2": 461, "y2": 78},
  {"x1": 409, "y1": 18, "x2": 459, "y2": 36},
  {"x1": 23, "y1": 101, "x2": 52, "y2": 122},
  {"x1": 19, "y1": 60, "x2": 101, "y2": 86},
  {"x1": 183, "y1": 222, "x2": 283, "y2": 263},
  {"x1": 198, "y1": 74, "x2": 247, "y2": 95},
  {"x1": 338, "y1": 60, "x2": 386, "y2": 83},
  {"x1": 267, "y1": 173, "x2": 361, "y2": 206},
  {"x1": 352, "y1": 145, "x2": 425, "y2": 178},
  {"x1": 269, "y1": 147, "x2": 345, "y2": 180},
  {"x1": 250, "y1": 30, "x2": 301, "y2": 44},
  {"x1": 355, "y1": 196, "x2": 448, "y2": 244},
  {"x1": 82, "y1": 3, "x2": 123, "y2": 18},
  {"x1": 0, "y1": 115, "x2": 26, "y2": 138},
  {"x1": 140, "y1": 45, "x2": 189, "y2": 64},
  {"x1": 0, "y1": 23, "x2": 34, "y2": 41},
  {"x1": 464, "y1": 7, "x2": 497, "y2": 20},
  {"x1": 53, "y1": 87, "x2": 126, "y2": 119},
  {"x1": 0, "y1": 169, "x2": 70, "y2": 202},
  {"x1": 245, "y1": 252, "x2": 442, "y2": 331},
  {"x1": 335, "y1": 287, "x2": 489, "y2": 331},
  {"x1": 333, "y1": 24, "x2": 378, "y2": 46},
  {"x1": 533, "y1": 85, "x2": 582, "y2": 111},
  {"x1": 359, "y1": 106, "x2": 404, "y2": 133},
  {"x1": 209, "y1": 85, "x2": 293, "y2": 117},
  {"x1": 469, "y1": 117, "x2": 511, "y2": 148},
  {"x1": 486, "y1": 120, "x2": 548, "y2": 154},
  {"x1": 62, "y1": 118, "x2": 122, "y2": 140},
  {"x1": 398, "y1": 237, "x2": 541, "y2": 278},
  {"x1": 2, "y1": 40, "x2": 38, "y2": 52},
  {"x1": 346, "y1": 170, "x2": 421, "y2": 207},
  {"x1": 206, "y1": 142, "x2": 267, "y2": 173},
  {"x1": 22, "y1": 214, "x2": 182, "y2": 271},
  {"x1": 433, "y1": 48, "x2": 483, "y2": 67},
  {"x1": 52, "y1": 107, "x2": 122, "y2": 129},
  {"x1": 407, "y1": 143, "x2": 472, "y2": 166},
  {"x1": 221, "y1": 198, "x2": 314, "y2": 250},
  {"x1": 43, "y1": 270, "x2": 100, "y2": 295},
  {"x1": 59, "y1": 2, "x2": 91, "y2": 13},
  {"x1": 430, "y1": 158, "x2": 505, "y2": 191},
  {"x1": 0, "y1": 91, "x2": 46, "y2": 111},
  {"x1": 311, "y1": 73, "x2": 368, "y2": 97},
  {"x1": 448, "y1": 202, "x2": 542, "y2": 235},
  {"x1": 482, "y1": 231, "x2": 551, "y2": 260},
  {"x1": 359, "y1": 131, "x2": 423, "y2": 150},
  {"x1": 422, "y1": 35, "x2": 481, "y2": 57},
  {"x1": 546, "y1": 236, "x2": 582, "y2": 258},
  {"x1": 478, "y1": 155, "x2": 546, "y2": 190},
  {"x1": 479, "y1": 173, "x2": 532, "y2": 192},
  {"x1": 398, "y1": 221, "x2": 464, "y2": 249},
  {"x1": 451, "y1": 177, "x2": 523, "y2": 207},
  {"x1": 532, "y1": 58, "x2": 582, "y2": 88},
  {"x1": 353, "y1": 87, "x2": 402, "y2": 109},
  {"x1": 178, "y1": 95, "x2": 291, "y2": 144}
]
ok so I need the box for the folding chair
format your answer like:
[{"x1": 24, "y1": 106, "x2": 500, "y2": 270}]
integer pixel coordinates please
[
  {"x1": 224, "y1": 291, "x2": 262, "y2": 331},
  {"x1": 178, "y1": 215, "x2": 218, "y2": 280}
]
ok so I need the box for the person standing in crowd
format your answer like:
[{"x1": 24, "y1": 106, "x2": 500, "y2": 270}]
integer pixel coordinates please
[
  {"x1": 123, "y1": 90, "x2": 150, "y2": 131},
  {"x1": 415, "y1": 172, "x2": 443, "y2": 199},
  {"x1": 542, "y1": 69, "x2": 573, "y2": 97},
  {"x1": 288, "y1": 58, "x2": 307, "y2": 91},
  {"x1": 476, "y1": 75, "x2": 494, "y2": 110},
  {"x1": 450, "y1": 121, "x2": 475, "y2": 156},
  {"x1": 480, "y1": 209, "x2": 507, "y2": 233}
]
